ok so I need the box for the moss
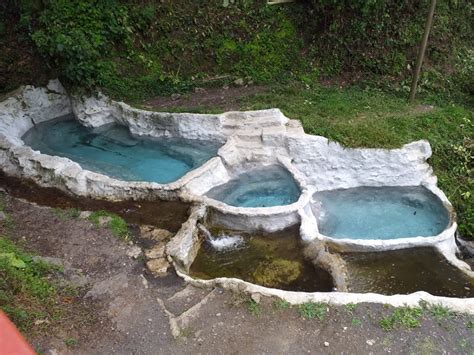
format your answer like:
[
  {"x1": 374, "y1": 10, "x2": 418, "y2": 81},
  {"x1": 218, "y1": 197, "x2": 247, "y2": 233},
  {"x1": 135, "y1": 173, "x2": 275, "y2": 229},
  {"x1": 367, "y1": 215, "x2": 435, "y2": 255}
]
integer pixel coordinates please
[{"x1": 252, "y1": 258, "x2": 302, "y2": 288}]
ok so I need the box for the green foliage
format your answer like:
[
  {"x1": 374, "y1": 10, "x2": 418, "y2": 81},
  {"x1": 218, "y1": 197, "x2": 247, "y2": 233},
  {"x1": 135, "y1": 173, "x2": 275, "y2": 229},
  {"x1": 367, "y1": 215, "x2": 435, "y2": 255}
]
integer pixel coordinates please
[
  {"x1": 429, "y1": 304, "x2": 453, "y2": 321},
  {"x1": 298, "y1": 302, "x2": 326, "y2": 320},
  {"x1": 380, "y1": 306, "x2": 423, "y2": 331},
  {"x1": 0, "y1": 236, "x2": 59, "y2": 332},
  {"x1": 31, "y1": 0, "x2": 132, "y2": 88},
  {"x1": 272, "y1": 299, "x2": 291, "y2": 310},
  {"x1": 53, "y1": 207, "x2": 80, "y2": 220},
  {"x1": 89, "y1": 210, "x2": 129, "y2": 239},
  {"x1": 247, "y1": 299, "x2": 261, "y2": 316}
]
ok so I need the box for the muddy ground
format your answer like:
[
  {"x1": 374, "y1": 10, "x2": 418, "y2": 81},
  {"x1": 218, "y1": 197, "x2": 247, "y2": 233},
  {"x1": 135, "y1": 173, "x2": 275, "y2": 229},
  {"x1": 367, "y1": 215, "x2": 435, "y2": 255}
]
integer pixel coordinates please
[{"x1": 0, "y1": 184, "x2": 473, "y2": 355}]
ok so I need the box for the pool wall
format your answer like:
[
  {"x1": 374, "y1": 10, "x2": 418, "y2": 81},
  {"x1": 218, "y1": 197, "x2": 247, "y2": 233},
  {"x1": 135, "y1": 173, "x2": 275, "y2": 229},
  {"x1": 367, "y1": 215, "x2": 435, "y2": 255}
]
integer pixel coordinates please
[{"x1": 1, "y1": 80, "x2": 472, "y2": 311}]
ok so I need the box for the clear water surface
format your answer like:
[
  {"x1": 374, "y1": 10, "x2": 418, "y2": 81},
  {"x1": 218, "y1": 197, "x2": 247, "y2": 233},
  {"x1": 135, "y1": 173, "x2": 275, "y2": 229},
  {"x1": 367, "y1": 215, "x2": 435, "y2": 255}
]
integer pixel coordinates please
[
  {"x1": 205, "y1": 165, "x2": 300, "y2": 208},
  {"x1": 314, "y1": 186, "x2": 449, "y2": 240},
  {"x1": 22, "y1": 116, "x2": 221, "y2": 184}
]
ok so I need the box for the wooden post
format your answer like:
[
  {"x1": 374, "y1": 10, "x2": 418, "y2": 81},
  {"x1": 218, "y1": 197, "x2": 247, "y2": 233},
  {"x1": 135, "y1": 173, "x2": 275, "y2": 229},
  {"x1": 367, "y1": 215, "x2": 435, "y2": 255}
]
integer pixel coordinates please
[{"x1": 409, "y1": 0, "x2": 437, "y2": 103}]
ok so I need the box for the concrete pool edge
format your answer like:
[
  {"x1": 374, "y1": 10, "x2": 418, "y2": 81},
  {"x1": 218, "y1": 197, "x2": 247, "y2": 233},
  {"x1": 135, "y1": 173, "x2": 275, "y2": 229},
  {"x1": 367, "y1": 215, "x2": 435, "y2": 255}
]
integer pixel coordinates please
[{"x1": 1, "y1": 80, "x2": 471, "y2": 305}]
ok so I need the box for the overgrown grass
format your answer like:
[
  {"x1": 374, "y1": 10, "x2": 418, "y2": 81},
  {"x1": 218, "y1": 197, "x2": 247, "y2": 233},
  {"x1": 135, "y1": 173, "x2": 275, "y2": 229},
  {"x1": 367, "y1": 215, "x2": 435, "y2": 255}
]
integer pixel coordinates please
[
  {"x1": 0, "y1": 236, "x2": 64, "y2": 332},
  {"x1": 88, "y1": 210, "x2": 129, "y2": 240},
  {"x1": 247, "y1": 299, "x2": 261, "y2": 317},
  {"x1": 214, "y1": 84, "x2": 472, "y2": 238}
]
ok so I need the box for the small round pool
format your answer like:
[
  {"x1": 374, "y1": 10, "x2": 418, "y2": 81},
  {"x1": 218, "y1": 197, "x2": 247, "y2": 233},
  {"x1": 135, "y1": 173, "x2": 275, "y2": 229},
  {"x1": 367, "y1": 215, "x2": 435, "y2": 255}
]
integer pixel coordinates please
[
  {"x1": 205, "y1": 165, "x2": 300, "y2": 208},
  {"x1": 313, "y1": 186, "x2": 450, "y2": 240}
]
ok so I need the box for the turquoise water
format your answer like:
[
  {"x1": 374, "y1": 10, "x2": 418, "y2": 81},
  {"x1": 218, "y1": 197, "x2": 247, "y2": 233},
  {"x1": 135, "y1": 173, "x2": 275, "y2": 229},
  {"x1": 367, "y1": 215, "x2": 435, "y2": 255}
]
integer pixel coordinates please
[
  {"x1": 205, "y1": 166, "x2": 300, "y2": 207},
  {"x1": 314, "y1": 186, "x2": 449, "y2": 240},
  {"x1": 22, "y1": 116, "x2": 221, "y2": 184}
]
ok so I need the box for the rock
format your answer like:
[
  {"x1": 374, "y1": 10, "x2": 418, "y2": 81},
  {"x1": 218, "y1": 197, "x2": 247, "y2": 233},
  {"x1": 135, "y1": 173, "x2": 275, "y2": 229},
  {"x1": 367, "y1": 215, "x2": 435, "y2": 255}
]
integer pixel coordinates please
[
  {"x1": 250, "y1": 293, "x2": 261, "y2": 304},
  {"x1": 98, "y1": 216, "x2": 112, "y2": 226},
  {"x1": 233, "y1": 78, "x2": 244, "y2": 86},
  {"x1": 252, "y1": 259, "x2": 302, "y2": 288},
  {"x1": 145, "y1": 243, "x2": 166, "y2": 259},
  {"x1": 366, "y1": 339, "x2": 375, "y2": 346},
  {"x1": 140, "y1": 225, "x2": 173, "y2": 241},
  {"x1": 79, "y1": 211, "x2": 92, "y2": 219},
  {"x1": 0, "y1": 211, "x2": 6, "y2": 221},
  {"x1": 324, "y1": 342, "x2": 329, "y2": 347},
  {"x1": 171, "y1": 93, "x2": 181, "y2": 101},
  {"x1": 126, "y1": 245, "x2": 142, "y2": 259},
  {"x1": 146, "y1": 258, "x2": 169, "y2": 277}
]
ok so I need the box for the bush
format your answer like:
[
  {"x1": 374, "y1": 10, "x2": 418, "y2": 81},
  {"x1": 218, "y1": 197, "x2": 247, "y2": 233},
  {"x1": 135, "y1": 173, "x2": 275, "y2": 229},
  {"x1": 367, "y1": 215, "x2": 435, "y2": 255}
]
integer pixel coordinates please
[{"x1": 31, "y1": 0, "x2": 133, "y2": 88}]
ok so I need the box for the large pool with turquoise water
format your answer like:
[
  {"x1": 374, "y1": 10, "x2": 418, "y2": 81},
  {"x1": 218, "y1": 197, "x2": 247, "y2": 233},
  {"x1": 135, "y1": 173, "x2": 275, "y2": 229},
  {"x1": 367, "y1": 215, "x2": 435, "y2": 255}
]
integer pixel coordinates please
[
  {"x1": 22, "y1": 116, "x2": 221, "y2": 184},
  {"x1": 205, "y1": 165, "x2": 300, "y2": 208},
  {"x1": 314, "y1": 186, "x2": 450, "y2": 240}
]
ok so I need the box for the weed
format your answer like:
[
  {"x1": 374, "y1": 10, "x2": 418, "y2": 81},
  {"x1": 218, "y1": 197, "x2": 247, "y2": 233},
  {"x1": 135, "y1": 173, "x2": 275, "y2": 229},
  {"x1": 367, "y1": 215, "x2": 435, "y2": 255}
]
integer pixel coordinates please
[
  {"x1": 247, "y1": 299, "x2": 261, "y2": 317},
  {"x1": 380, "y1": 306, "x2": 423, "y2": 331},
  {"x1": 64, "y1": 338, "x2": 78, "y2": 347},
  {"x1": 89, "y1": 210, "x2": 129, "y2": 240},
  {"x1": 0, "y1": 236, "x2": 63, "y2": 332},
  {"x1": 53, "y1": 208, "x2": 80, "y2": 221},
  {"x1": 351, "y1": 318, "x2": 362, "y2": 327},
  {"x1": 345, "y1": 303, "x2": 357, "y2": 314},
  {"x1": 429, "y1": 304, "x2": 452, "y2": 321},
  {"x1": 468, "y1": 320, "x2": 474, "y2": 330},
  {"x1": 272, "y1": 299, "x2": 291, "y2": 311},
  {"x1": 298, "y1": 302, "x2": 326, "y2": 320}
]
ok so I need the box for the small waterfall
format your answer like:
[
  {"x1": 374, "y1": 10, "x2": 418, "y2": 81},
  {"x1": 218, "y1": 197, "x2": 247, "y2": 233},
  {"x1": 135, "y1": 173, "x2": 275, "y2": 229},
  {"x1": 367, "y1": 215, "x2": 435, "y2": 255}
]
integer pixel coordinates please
[{"x1": 198, "y1": 224, "x2": 244, "y2": 251}]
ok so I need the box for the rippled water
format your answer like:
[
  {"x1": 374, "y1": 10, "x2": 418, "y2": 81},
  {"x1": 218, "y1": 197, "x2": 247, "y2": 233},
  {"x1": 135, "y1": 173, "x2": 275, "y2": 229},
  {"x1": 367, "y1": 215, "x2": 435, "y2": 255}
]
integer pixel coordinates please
[
  {"x1": 314, "y1": 186, "x2": 449, "y2": 239},
  {"x1": 22, "y1": 116, "x2": 221, "y2": 184},
  {"x1": 343, "y1": 248, "x2": 474, "y2": 297},
  {"x1": 190, "y1": 226, "x2": 333, "y2": 292},
  {"x1": 205, "y1": 165, "x2": 300, "y2": 207}
]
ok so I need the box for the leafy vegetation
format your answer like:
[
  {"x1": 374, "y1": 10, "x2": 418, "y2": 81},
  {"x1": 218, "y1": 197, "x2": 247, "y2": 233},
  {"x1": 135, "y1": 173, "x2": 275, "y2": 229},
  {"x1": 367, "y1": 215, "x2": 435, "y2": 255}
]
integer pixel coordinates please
[
  {"x1": 2, "y1": 0, "x2": 472, "y2": 100},
  {"x1": 0, "y1": 236, "x2": 63, "y2": 332},
  {"x1": 298, "y1": 302, "x2": 327, "y2": 320},
  {"x1": 380, "y1": 306, "x2": 424, "y2": 331},
  {"x1": 88, "y1": 210, "x2": 129, "y2": 240},
  {"x1": 247, "y1": 299, "x2": 261, "y2": 316}
]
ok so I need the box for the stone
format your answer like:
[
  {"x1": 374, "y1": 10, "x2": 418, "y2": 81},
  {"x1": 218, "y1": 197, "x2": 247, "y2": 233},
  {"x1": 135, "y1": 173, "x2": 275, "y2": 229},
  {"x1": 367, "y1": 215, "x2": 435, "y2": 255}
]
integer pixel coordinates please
[
  {"x1": 145, "y1": 243, "x2": 166, "y2": 259},
  {"x1": 250, "y1": 293, "x2": 261, "y2": 304},
  {"x1": 126, "y1": 245, "x2": 142, "y2": 259},
  {"x1": 171, "y1": 93, "x2": 181, "y2": 101},
  {"x1": 140, "y1": 225, "x2": 173, "y2": 241},
  {"x1": 98, "y1": 216, "x2": 112, "y2": 226},
  {"x1": 79, "y1": 211, "x2": 92, "y2": 219},
  {"x1": 0, "y1": 211, "x2": 6, "y2": 221},
  {"x1": 233, "y1": 78, "x2": 244, "y2": 86},
  {"x1": 324, "y1": 342, "x2": 329, "y2": 347},
  {"x1": 366, "y1": 339, "x2": 375, "y2": 346},
  {"x1": 146, "y1": 258, "x2": 169, "y2": 277}
]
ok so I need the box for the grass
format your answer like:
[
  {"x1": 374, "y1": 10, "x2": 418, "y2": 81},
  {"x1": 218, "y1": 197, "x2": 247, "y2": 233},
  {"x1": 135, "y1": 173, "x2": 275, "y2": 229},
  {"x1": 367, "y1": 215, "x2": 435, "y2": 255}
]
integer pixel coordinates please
[
  {"x1": 88, "y1": 210, "x2": 129, "y2": 240},
  {"x1": 247, "y1": 299, "x2": 261, "y2": 317},
  {"x1": 0, "y1": 236, "x2": 65, "y2": 333},
  {"x1": 344, "y1": 303, "x2": 357, "y2": 314},
  {"x1": 273, "y1": 299, "x2": 291, "y2": 311},
  {"x1": 53, "y1": 207, "x2": 80, "y2": 221},
  {"x1": 175, "y1": 83, "x2": 472, "y2": 238},
  {"x1": 429, "y1": 304, "x2": 453, "y2": 321},
  {"x1": 468, "y1": 320, "x2": 474, "y2": 330},
  {"x1": 298, "y1": 302, "x2": 327, "y2": 320},
  {"x1": 380, "y1": 306, "x2": 424, "y2": 331}
]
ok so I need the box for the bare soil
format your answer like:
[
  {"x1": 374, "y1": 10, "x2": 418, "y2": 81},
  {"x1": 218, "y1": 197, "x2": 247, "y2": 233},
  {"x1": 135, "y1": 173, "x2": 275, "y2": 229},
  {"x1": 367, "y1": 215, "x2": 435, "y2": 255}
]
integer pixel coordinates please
[
  {"x1": 0, "y1": 186, "x2": 473, "y2": 354},
  {"x1": 143, "y1": 85, "x2": 268, "y2": 112}
]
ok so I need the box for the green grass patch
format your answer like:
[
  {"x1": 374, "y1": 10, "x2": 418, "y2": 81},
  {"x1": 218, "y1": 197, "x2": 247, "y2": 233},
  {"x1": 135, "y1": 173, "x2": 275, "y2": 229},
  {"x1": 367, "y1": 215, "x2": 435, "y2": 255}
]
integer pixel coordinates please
[
  {"x1": 298, "y1": 302, "x2": 327, "y2": 320},
  {"x1": 272, "y1": 299, "x2": 291, "y2": 311},
  {"x1": 88, "y1": 210, "x2": 129, "y2": 240},
  {"x1": 0, "y1": 236, "x2": 64, "y2": 332},
  {"x1": 246, "y1": 299, "x2": 261, "y2": 317},
  {"x1": 468, "y1": 320, "x2": 474, "y2": 330},
  {"x1": 380, "y1": 306, "x2": 423, "y2": 331},
  {"x1": 429, "y1": 304, "x2": 453, "y2": 321}
]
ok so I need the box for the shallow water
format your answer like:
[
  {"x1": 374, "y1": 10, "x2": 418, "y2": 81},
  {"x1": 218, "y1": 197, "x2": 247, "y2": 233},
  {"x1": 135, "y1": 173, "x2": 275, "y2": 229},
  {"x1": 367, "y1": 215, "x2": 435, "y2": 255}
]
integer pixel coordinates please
[
  {"x1": 205, "y1": 165, "x2": 300, "y2": 208},
  {"x1": 314, "y1": 186, "x2": 449, "y2": 240},
  {"x1": 189, "y1": 226, "x2": 333, "y2": 292},
  {"x1": 22, "y1": 116, "x2": 221, "y2": 184},
  {"x1": 343, "y1": 248, "x2": 474, "y2": 297}
]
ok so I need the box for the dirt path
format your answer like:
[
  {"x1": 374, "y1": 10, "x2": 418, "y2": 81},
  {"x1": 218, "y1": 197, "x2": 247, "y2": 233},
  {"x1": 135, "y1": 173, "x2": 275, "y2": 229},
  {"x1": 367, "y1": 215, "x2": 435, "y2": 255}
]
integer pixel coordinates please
[{"x1": 1, "y1": 191, "x2": 473, "y2": 354}]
